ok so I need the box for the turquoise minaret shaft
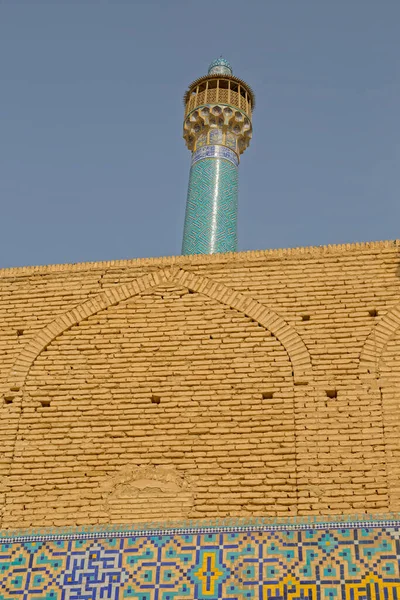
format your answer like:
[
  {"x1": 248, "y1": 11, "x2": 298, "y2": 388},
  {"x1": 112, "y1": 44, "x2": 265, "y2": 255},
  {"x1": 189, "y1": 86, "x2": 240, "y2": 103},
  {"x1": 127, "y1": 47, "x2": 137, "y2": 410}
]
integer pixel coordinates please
[{"x1": 182, "y1": 58, "x2": 255, "y2": 255}]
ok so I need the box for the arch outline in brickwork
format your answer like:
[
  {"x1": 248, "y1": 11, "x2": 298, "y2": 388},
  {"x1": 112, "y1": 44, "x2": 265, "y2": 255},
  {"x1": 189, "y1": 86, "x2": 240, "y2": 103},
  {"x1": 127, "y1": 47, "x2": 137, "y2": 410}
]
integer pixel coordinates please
[
  {"x1": 360, "y1": 303, "x2": 400, "y2": 377},
  {"x1": 6, "y1": 266, "x2": 312, "y2": 392}
]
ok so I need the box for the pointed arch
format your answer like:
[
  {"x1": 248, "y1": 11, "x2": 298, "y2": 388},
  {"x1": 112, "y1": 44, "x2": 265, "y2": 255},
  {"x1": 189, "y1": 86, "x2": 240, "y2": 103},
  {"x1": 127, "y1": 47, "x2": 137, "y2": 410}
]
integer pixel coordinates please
[
  {"x1": 360, "y1": 302, "x2": 400, "y2": 377},
  {"x1": 6, "y1": 266, "x2": 312, "y2": 393}
]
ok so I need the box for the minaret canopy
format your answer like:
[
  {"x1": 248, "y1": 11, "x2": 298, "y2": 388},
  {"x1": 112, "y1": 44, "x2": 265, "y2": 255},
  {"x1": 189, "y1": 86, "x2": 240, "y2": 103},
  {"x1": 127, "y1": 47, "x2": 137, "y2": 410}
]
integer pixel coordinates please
[{"x1": 208, "y1": 57, "x2": 233, "y2": 76}]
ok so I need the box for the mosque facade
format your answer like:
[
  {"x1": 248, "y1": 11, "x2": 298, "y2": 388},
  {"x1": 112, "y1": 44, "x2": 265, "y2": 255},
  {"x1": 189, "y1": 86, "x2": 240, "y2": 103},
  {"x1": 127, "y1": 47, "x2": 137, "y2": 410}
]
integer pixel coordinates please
[{"x1": 0, "y1": 59, "x2": 399, "y2": 599}]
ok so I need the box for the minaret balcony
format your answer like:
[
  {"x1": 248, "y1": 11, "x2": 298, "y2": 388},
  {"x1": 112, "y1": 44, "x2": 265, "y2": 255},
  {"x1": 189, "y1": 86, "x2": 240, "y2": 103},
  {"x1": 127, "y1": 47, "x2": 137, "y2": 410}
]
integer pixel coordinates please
[{"x1": 184, "y1": 75, "x2": 254, "y2": 121}]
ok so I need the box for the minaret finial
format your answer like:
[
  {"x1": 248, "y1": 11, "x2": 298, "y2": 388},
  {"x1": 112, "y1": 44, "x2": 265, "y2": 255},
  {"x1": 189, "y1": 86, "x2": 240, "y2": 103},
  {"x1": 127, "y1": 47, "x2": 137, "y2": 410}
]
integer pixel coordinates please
[{"x1": 181, "y1": 59, "x2": 255, "y2": 255}]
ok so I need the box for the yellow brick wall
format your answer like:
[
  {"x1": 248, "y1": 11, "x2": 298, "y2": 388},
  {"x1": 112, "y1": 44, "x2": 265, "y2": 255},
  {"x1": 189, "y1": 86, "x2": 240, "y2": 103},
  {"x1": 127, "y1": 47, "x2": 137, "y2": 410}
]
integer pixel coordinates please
[{"x1": 0, "y1": 240, "x2": 399, "y2": 528}]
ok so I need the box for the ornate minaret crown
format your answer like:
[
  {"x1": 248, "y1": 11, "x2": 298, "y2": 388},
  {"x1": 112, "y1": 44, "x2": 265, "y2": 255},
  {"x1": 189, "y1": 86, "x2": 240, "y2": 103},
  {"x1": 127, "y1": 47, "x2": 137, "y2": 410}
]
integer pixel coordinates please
[{"x1": 181, "y1": 58, "x2": 254, "y2": 255}]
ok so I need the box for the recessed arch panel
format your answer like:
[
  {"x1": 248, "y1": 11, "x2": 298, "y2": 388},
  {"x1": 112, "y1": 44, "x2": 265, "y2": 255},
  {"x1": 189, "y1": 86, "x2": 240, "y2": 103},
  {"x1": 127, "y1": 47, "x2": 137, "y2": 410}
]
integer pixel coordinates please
[
  {"x1": 359, "y1": 303, "x2": 400, "y2": 377},
  {"x1": 6, "y1": 266, "x2": 312, "y2": 394}
]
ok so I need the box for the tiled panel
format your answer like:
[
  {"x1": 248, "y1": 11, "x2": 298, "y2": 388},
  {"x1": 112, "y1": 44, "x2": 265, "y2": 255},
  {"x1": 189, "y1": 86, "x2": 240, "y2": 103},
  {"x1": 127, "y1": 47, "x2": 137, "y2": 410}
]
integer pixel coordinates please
[
  {"x1": 182, "y1": 148, "x2": 238, "y2": 255},
  {"x1": 225, "y1": 131, "x2": 237, "y2": 151},
  {"x1": 196, "y1": 132, "x2": 207, "y2": 148},
  {"x1": 209, "y1": 128, "x2": 223, "y2": 145},
  {"x1": 1, "y1": 520, "x2": 399, "y2": 599}
]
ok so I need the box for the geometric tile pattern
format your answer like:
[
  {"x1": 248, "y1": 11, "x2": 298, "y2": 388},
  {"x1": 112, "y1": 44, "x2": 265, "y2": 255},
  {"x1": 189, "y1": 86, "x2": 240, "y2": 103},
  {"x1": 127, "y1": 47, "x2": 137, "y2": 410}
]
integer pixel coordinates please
[
  {"x1": 182, "y1": 146, "x2": 238, "y2": 255},
  {"x1": 1, "y1": 520, "x2": 400, "y2": 599}
]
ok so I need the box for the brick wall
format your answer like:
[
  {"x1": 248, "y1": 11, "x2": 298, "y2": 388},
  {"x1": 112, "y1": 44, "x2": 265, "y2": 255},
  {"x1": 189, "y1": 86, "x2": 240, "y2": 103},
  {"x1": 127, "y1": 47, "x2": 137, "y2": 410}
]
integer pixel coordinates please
[{"x1": 1, "y1": 240, "x2": 399, "y2": 528}]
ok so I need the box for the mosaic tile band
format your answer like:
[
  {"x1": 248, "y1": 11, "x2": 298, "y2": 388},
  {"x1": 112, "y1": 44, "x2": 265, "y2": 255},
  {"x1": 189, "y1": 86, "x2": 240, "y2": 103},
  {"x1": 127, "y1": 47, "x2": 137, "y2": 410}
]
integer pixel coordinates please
[
  {"x1": 1, "y1": 519, "x2": 399, "y2": 599},
  {"x1": 191, "y1": 145, "x2": 239, "y2": 168},
  {"x1": 182, "y1": 147, "x2": 238, "y2": 255}
]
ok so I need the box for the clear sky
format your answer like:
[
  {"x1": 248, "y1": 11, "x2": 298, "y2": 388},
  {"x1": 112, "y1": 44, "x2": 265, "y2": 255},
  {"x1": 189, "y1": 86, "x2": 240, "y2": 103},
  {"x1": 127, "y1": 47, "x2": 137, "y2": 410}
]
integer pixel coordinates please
[{"x1": 0, "y1": 0, "x2": 399, "y2": 268}]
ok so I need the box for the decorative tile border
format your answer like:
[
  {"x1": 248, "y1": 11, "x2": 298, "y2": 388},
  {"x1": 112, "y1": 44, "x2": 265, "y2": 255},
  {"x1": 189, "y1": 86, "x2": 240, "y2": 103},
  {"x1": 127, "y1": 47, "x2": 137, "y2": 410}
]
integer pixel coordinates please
[
  {"x1": 191, "y1": 145, "x2": 239, "y2": 168},
  {"x1": 1, "y1": 517, "x2": 400, "y2": 599},
  {"x1": 2, "y1": 514, "x2": 400, "y2": 542}
]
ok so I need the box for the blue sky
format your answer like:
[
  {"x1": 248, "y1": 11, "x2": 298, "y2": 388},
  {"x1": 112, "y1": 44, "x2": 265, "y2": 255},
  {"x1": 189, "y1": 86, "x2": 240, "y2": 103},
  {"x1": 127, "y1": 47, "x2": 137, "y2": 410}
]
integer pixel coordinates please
[{"x1": 0, "y1": 0, "x2": 399, "y2": 268}]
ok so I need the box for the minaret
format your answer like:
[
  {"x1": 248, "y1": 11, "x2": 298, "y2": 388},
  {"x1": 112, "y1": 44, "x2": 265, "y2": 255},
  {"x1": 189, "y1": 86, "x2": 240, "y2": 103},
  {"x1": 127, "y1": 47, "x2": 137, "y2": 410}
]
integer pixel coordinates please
[{"x1": 182, "y1": 58, "x2": 254, "y2": 255}]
